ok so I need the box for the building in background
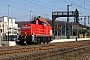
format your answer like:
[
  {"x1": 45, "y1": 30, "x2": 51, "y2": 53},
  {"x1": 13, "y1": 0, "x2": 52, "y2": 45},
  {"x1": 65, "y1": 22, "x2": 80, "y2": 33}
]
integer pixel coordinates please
[{"x1": 0, "y1": 16, "x2": 20, "y2": 40}]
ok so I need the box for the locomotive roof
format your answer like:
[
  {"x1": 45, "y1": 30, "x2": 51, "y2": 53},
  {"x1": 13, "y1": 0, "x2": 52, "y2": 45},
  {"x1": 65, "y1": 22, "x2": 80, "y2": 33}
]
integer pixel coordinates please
[
  {"x1": 30, "y1": 17, "x2": 51, "y2": 26},
  {"x1": 38, "y1": 18, "x2": 50, "y2": 26}
]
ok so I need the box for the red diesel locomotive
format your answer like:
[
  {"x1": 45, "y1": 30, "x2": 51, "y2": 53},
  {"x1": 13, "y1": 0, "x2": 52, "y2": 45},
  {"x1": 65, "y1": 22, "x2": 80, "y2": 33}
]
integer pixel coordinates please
[{"x1": 16, "y1": 17, "x2": 53, "y2": 45}]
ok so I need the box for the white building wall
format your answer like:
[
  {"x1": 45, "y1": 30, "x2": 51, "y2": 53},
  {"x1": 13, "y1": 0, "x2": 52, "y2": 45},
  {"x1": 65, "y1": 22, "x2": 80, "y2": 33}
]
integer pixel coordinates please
[
  {"x1": 12, "y1": 18, "x2": 15, "y2": 24},
  {"x1": 0, "y1": 16, "x2": 20, "y2": 37},
  {"x1": 3, "y1": 16, "x2": 8, "y2": 22},
  {"x1": 9, "y1": 18, "x2": 11, "y2": 23},
  {"x1": 14, "y1": 24, "x2": 18, "y2": 28},
  {"x1": 0, "y1": 22, "x2": 7, "y2": 40},
  {"x1": 9, "y1": 23, "x2": 12, "y2": 28}
]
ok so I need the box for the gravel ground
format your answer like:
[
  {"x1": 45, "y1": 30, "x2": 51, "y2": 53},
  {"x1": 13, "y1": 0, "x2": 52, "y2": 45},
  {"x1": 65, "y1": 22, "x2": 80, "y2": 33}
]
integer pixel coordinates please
[
  {"x1": 74, "y1": 53, "x2": 90, "y2": 60},
  {"x1": 0, "y1": 40, "x2": 90, "y2": 60},
  {"x1": 43, "y1": 53, "x2": 90, "y2": 60}
]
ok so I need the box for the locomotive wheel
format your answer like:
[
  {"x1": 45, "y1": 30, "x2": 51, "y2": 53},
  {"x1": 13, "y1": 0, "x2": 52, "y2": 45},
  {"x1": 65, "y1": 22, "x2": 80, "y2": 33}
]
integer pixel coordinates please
[
  {"x1": 20, "y1": 39, "x2": 24, "y2": 45},
  {"x1": 38, "y1": 41, "x2": 41, "y2": 44},
  {"x1": 46, "y1": 42, "x2": 49, "y2": 44},
  {"x1": 33, "y1": 42, "x2": 38, "y2": 45},
  {"x1": 43, "y1": 42, "x2": 45, "y2": 44},
  {"x1": 26, "y1": 36, "x2": 32, "y2": 45}
]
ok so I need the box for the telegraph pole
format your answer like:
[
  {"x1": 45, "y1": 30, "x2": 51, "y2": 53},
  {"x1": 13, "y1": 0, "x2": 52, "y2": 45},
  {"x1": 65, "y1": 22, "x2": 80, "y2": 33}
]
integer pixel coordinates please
[
  {"x1": 57, "y1": 20, "x2": 58, "y2": 38},
  {"x1": 65, "y1": 21, "x2": 66, "y2": 36},
  {"x1": 8, "y1": 5, "x2": 11, "y2": 46},
  {"x1": 88, "y1": 16, "x2": 90, "y2": 38},
  {"x1": 67, "y1": 5, "x2": 71, "y2": 39},
  {"x1": 30, "y1": 11, "x2": 33, "y2": 21},
  {"x1": 0, "y1": 30, "x2": 1, "y2": 46},
  {"x1": 75, "y1": 9, "x2": 79, "y2": 38}
]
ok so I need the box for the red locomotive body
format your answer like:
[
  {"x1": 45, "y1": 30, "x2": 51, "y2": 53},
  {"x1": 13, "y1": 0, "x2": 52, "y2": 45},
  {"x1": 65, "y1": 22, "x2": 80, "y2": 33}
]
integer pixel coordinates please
[
  {"x1": 21, "y1": 20, "x2": 51, "y2": 36},
  {"x1": 17, "y1": 17, "x2": 52, "y2": 45}
]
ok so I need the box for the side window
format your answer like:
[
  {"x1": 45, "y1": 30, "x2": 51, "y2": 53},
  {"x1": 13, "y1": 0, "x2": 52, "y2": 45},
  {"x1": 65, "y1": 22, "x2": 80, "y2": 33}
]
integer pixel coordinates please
[
  {"x1": 38, "y1": 21, "x2": 42, "y2": 25},
  {"x1": 2, "y1": 24, "x2": 4, "y2": 27},
  {"x1": 0, "y1": 29, "x2": 2, "y2": 32},
  {"x1": 44, "y1": 23, "x2": 47, "y2": 26}
]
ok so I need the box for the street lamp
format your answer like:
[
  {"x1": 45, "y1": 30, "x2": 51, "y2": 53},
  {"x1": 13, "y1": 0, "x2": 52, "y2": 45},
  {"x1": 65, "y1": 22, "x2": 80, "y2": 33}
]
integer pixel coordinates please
[
  {"x1": 65, "y1": 21, "x2": 66, "y2": 36},
  {"x1": 80, "y1": 18, "x2": 82, "y2": 38},
  {"x1": 8, "y1": 5, "x2": 11, "y2": 45},
  {"x1": 88, "y1": 16, "x2": 90, "y2": 38},
  {"x1": 60, "y1": 26, "x2": 62, "y2": 36},
  {"x1": 67, "y1": 4, "x2": 72, "y2": 39},
  {"x1": 72, "y1": 21, "x2": 73, "y2": 36},
  {"x1": 30, "y1": 11, "x2": 33, "y2": 21},
  {"x1": 57, "y1": 20, "x2": 58, "y2": 37}
]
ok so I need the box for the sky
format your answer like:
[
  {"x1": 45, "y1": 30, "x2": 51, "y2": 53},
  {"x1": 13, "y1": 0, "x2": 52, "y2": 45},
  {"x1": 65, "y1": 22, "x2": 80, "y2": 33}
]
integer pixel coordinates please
[{"x1": 0, "y1": 0, "x2": 90, "y2": 26}]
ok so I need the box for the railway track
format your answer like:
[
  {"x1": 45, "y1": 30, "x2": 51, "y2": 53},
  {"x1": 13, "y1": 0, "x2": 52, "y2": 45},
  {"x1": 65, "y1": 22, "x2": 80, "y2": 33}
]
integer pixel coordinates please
[{"x1": 0, "y1": 40, "x2": 90, "y2": 60}]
